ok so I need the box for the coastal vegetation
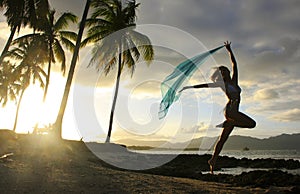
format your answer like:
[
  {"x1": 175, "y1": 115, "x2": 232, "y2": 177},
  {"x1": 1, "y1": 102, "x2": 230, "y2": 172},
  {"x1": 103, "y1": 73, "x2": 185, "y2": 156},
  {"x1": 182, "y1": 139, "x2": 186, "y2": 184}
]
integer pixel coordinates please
[{"x1": 0, "y1": 0, "x2": 153, "y2": 141}]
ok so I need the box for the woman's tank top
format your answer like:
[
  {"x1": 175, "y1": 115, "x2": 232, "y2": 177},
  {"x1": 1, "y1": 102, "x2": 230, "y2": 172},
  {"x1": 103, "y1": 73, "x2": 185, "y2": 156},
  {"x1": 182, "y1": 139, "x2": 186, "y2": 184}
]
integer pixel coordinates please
[{"x1": 226, "y1": 83, "x2": 241, "y2": 100}]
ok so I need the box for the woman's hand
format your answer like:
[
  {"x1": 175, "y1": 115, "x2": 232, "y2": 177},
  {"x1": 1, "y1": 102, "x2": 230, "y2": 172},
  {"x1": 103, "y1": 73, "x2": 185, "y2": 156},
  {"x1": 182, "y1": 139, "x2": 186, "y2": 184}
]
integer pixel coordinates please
[
  {"x1": 178, "y1": 87, "x2": 186, "y2": 93},
  {"x1": 224, "y1": 41, "x2": 232, "y2": 51},
  {"x1": 179, "y1": 86, "x2": 189, "y2": 93}
]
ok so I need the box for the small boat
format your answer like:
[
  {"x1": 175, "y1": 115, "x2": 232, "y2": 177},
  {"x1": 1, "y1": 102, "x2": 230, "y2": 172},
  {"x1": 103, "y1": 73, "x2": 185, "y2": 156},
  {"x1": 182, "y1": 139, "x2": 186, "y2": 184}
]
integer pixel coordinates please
[{"x1": 242, "y1": 147, "x2": 250, "y2": 151}]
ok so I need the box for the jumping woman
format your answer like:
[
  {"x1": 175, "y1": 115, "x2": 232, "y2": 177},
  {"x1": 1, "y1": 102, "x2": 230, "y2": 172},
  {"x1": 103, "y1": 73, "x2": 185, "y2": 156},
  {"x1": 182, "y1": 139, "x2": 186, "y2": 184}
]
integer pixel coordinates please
[{"x1": 179, "y1": 41, "x2": 256, "y2": 174}]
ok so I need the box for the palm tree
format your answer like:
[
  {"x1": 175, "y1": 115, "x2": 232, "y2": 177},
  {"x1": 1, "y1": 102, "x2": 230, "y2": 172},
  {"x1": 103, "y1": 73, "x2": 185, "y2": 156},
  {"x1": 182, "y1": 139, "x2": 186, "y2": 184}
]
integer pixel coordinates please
[
  {"x1": 84, "y1": 0, "x2": 154, "y2": 143},
  {"x1": 13, "y1": 10, "x2": 77, "y2": 101},
  {"x1": 0, "y1": 61, "x2": 21, "y2": 107},
  {"x1": 6, "y1": 39, "x2": 47, "y2": 132},
  {"x1": 0, "y1": 0, "x2": 49, "y2": 66},
  {"x1": 53, "y1": 0, "x2": 91, "y2": 139}
]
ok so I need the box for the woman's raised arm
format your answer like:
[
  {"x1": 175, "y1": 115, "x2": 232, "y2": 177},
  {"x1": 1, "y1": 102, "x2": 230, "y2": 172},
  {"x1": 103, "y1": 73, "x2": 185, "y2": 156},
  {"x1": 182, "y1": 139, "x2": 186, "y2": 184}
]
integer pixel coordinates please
[{"x1": 225, "y1": 41, "x2": 238, "y2": 85}]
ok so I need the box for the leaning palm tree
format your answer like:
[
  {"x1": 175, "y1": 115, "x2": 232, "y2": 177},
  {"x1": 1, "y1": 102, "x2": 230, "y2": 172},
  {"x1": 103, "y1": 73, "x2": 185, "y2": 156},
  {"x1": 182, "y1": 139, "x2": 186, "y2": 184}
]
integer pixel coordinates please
[
  {"x1": 0, "y1": 0, "x2": 49, "y2": 66},
  {"x1": 13, "y1": 10, "x2": 77, "y2": 101},
  {"x1": 53, "y1": 0, "x2": 91, "y2": 139},
  {"x1": 6, "y1": 39, "x2": 47, "y2": 132},
  {"x1": 83, "y1": 0, "x2": 154, "y2": 143}
]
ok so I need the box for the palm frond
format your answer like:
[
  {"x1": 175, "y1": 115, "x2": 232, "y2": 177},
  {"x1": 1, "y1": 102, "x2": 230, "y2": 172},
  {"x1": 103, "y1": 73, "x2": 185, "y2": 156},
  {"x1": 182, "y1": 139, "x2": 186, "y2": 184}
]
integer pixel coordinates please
[
  {"x1": 123, "y1": 1, "x2": 140, "y2": 24},
  {"x1": 53, "y1": 40, "x2": 66, "y2": 74},
  {"x1": 60, "y1": 36, "x2": 76, "y2": 52},
  {"x1": 105, "y1": 57, "x2": 117, "y2": 75},
  {"x1": 88, "y1": 44, "x2": 103, "y2": 67},
  {"x1": 129, "y1": 30, "x2": 152, "y2": 47},
  {"x1": 59, "y1": 31, "x2": 77, "y2": 41},
  {"x1": 12, "y1": 33, "x2": 38, "y2": 45},
  {"x1": 54, "y1": 12, "x2": 77, "y2": 31},
  {"x1": 35, "y1": 65, "x2": 47, "y2": 77},
  {"x1": 35, "y1": 0, "x2": 50, "y2": 19},
  {"x1": 85, "y1": 18, "x2": 112, "y2": 28},
  {"x1": 81, "y1": 30, "x2": 109, "y2": 47},
  {"x1": 89, "y1": 40, "x2": 118, "y2": 75},
  {"x1": 5, "y1": 49, "x2": 24, "y2": 61},
  {"x1": 32, "y1": 67, "x2": 46, "y2": 88},
  {"x1": 25, "y1": 0, "x2": 37, "y2": 28},
  {"x1": 91, "y1": 0, "x2": 116, "y2": 18},
  {"x1": 124, "y1": 34, "x2": 140, "y2": 60},
  {"x1": 129, "y1": 30, "x2": 154, "y2": 63},
  {"x1": 88, "y1": 26, "x2": 111, "y2": 39},
  {"x1": 122, "y1": 49, "x2": 135, "y2": 77},
  {"x1": 8, "y1": 87, "x2": 17, "y2": 102},
  {"x1": 139, "y1": 45, "x2": 154, "y2": 64}
]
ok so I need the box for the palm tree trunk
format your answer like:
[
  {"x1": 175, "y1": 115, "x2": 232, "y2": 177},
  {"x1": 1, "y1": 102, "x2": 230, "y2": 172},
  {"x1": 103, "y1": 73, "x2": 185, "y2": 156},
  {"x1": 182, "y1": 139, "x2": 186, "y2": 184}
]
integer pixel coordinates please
[
  {"x1": 0, "y1": 25, "x2": 17, "y2": 66},
  {"x1": 105, "y1": 46, "x2": 122, "y2": 143},
  {"x1": 43, "y1": 44, "x2": 53, "y2": 101},
  {"x1": 53, "y1": 0, "x2": 91, "y2": 139},
  {"x1": 13, "y1": 89, "x2": 25, "y2": 132}
]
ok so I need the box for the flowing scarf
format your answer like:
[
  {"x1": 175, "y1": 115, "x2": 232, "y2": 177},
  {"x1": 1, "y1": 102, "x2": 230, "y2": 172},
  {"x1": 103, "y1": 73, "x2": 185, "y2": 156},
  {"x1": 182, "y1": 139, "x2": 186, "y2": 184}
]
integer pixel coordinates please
[{"x1": 159, "y1": 45, "x2": 224, "y2": 119}]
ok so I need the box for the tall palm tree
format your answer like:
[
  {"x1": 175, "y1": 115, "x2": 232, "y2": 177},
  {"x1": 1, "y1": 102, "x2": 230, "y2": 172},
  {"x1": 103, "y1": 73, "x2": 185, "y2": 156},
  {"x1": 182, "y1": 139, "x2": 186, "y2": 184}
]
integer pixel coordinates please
[
  {"x1": 6, "y1": 39, "x2": 47, "y2": 132},
  {"x1": 84, "y1": 0, "x2": 154, "y2": 143},
  {"x1": 53, "y1": 0, "x2": 91, "y2": 139},
  {"x1": 13, "y1": 10, "x2": 77, "y2": 101},
  {"x1": 0, "y1": 0, "x2": 49, "y2": 66}
]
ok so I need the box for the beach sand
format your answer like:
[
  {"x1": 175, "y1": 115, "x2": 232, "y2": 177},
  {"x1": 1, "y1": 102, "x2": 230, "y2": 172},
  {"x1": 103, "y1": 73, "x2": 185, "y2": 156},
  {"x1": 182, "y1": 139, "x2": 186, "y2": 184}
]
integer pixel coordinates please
[{"x1": 0, "y1": 132, "x2": 299, "y2": 193}]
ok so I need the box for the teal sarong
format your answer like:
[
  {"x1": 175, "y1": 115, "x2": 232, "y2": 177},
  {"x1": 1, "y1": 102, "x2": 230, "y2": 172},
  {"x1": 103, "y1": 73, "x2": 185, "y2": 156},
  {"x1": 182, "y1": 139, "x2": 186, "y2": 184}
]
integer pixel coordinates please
[{"x1": 159, "y1": 45, "x2": 224, "y2": 119}]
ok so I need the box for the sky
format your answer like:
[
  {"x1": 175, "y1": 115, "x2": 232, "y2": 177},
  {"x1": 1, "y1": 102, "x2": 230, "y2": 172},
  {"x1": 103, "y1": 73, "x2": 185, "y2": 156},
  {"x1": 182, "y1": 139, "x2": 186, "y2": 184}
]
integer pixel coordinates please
[{"x1": 0, "y1": 0, "x2": 300, "y2": 145}]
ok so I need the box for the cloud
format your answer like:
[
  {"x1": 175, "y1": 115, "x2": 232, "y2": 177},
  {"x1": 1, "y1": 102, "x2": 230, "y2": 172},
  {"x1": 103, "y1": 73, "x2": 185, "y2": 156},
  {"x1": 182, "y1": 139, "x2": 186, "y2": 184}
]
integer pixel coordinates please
[
  {"x1": 254, "y1": 88, "x2": 279, "y2": 100},
  {"x1": 181, "y1": 123, "x2": 208, "y2": 134},
  {"x1": 272, "y1": 108, "x2": 300, "y2": 122},
  {"x1": 129, "y1": 80, "x2": 161, "y2": 99},
  {"x1": 49, "y1": 0, "x2": 85, "y2": 15},
  {"x1": 0, "y1": 22, "x2": 10, "y2": 49},
  {"x1": 257, "y1": 38, "x2": 300, "y2": 66},
  {"x1": 139, "y1": 1, "x2": 300, "y2": 45}
]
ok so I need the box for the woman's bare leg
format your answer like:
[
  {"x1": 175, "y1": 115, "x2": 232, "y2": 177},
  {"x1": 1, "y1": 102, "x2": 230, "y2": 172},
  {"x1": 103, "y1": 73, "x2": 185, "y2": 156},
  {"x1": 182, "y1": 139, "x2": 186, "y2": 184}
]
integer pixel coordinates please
[
  {"x1": 208, "y1": 125, "x2": 234, "y2": 174},
  {"x1": 231, "y1": 112, "x2": 256, "y2": 128},
  {"x1": 208, "y1": 111, "x2": 255, "y2": 174}
]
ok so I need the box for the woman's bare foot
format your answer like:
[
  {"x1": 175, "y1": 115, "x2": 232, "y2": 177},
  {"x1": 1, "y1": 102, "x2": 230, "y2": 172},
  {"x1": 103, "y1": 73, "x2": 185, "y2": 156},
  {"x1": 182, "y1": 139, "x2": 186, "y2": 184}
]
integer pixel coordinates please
[{"x1": 208, "y1": 159, "x2": 215, "y2": 174}]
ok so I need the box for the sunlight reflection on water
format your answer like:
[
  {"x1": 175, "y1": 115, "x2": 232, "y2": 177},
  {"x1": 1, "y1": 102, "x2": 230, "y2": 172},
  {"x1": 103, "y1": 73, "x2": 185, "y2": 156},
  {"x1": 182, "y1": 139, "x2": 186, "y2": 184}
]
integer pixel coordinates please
[
  {"x1": 219, "y1": 149, "x2": 300, "y2": 161},
  {"x1": 131, "y1": 149, "x2": 300, "y2": 161}
]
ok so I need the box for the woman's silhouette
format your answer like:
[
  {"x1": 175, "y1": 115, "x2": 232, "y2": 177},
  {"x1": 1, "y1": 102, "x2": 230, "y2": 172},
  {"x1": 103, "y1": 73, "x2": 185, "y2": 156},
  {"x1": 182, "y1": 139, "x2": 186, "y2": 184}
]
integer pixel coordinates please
[{"x1": 179, "y1": 41, "x2": 256, "y2": 174}]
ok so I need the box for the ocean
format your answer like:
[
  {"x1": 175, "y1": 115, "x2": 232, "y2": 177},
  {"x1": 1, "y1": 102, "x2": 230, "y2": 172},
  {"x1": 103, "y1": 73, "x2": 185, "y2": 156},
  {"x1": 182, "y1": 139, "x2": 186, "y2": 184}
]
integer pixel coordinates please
[
  {"x1": 130, "y1": 149, "x2": 300, "y2": 175},
  {"x1": 205, "y1": 149, "x2": 300, "y2": 161},
  {"x1": 131, "y1": 149, "x2": 300, "y2": 161}
]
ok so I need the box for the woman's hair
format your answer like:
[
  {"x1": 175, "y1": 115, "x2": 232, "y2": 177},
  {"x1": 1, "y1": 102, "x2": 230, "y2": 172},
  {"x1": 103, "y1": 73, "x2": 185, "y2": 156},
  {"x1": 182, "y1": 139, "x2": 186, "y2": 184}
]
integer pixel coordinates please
[{"x1": 210, "y1": 66, "x2": 230, "y2": 82}]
